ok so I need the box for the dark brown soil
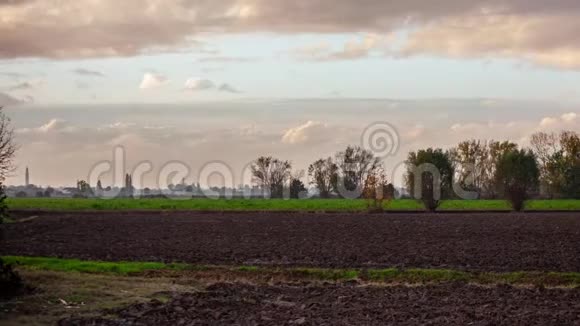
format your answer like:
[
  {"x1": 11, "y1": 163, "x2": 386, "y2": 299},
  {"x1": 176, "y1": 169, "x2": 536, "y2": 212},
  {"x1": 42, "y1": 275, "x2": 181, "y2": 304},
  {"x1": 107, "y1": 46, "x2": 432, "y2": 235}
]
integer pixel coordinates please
[
  {"x1": 2, "y1": 211, "x2": 580, "y2": 272},
  {"x1": 59, "y1": 282, "x2": 580, "y2": 326}
]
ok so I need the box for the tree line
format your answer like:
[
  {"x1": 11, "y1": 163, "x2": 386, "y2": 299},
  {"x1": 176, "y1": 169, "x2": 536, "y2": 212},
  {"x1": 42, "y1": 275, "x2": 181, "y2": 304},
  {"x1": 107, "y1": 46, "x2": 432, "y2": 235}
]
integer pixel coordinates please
[
  {"x1": 49, "y1": 129, "x2": 579, "y2": 211},
  {"x1": 251, "y1": 130, "x2": 580, "y2": 211}
]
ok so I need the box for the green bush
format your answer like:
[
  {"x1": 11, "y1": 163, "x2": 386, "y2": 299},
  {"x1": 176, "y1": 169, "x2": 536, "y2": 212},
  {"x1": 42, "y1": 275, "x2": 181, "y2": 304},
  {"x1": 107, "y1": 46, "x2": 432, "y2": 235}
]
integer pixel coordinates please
[{"x1": 495, "y1": 149, "x2": 540, "y2": 211}]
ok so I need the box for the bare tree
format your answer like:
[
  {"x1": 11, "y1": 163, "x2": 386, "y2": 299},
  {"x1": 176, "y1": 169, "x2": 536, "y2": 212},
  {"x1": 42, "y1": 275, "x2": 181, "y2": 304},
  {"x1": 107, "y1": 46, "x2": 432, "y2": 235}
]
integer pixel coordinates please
[
  {"x1": 0, "y1": 106, "x2": 21, "y2": 296},
  {"x1": 308, "y1": 157, "x2": 338, "y2": 198},
  {"x1": 251, "y1": 156, "x2": 292, "y2": 198},
  {"x1": 0, "y1": 107, "x2": 16, "y2": 180},
  {"x1": 531, "y1": 132, "x2": 561, "y2": 197},
  {"x1": 531, "y1": 132, "x2": 559, "y2": 166},
  {"x1": 450, "y1": 139, "x2": 488, "y2": 197}
]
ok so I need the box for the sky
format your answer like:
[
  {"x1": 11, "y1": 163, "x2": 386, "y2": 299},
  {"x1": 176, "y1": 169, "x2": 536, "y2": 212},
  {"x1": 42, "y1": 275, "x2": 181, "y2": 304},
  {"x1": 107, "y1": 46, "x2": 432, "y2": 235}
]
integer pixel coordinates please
[{"x1": 1, "y1": 0, "x2": 579, "y2": 188}]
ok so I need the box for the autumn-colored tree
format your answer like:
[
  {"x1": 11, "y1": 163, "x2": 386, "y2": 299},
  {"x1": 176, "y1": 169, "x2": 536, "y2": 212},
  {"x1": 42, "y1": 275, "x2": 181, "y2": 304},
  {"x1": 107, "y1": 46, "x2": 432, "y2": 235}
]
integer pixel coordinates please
[
  {"x1": 531, "y1": 131, "x2": 580, "y2": 198},
  {"x1": 362, "y1": 167, "x2": 391, "y2": 212}
]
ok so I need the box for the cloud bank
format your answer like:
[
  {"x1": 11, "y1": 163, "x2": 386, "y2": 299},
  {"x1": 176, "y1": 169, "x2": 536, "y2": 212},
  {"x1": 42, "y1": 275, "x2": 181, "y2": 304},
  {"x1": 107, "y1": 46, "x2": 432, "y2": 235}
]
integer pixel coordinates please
[
  {"x1": 0, "y1": 92, "x2": 30, "y2": 106},
  {"x1": 7, "y1": 99, "x2": 579, "y2": 187},
  {"x1": 2, "y1": 0, "x2": 580, "y2": 68}
]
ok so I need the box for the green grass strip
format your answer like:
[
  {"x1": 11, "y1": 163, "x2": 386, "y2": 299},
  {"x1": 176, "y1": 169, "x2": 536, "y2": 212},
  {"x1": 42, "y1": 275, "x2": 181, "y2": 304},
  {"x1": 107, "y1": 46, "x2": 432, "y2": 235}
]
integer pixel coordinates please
[
  {"x1": 4, "y1": 256, "x2": 580, "y2": 287},
  {"x1": 7, "y1": 198, "x2": 580, "y2": 211},
  {"x1": 2, "y1": 256, "x2": 191, "y2": 276}
]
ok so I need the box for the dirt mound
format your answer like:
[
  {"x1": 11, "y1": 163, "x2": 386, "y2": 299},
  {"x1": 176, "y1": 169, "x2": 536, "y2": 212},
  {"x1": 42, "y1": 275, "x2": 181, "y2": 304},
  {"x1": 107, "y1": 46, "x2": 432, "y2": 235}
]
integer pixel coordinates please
[{"x1": 59, "y1": 282, "x2": 580, "y2": 325}]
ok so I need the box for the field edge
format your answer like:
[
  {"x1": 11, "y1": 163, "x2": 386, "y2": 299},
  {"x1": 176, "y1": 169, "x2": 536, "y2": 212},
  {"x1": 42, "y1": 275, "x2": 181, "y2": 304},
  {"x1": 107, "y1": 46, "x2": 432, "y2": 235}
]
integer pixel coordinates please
[{"x1": 4, "y1": 256, "x2": 580, "y2": 288}]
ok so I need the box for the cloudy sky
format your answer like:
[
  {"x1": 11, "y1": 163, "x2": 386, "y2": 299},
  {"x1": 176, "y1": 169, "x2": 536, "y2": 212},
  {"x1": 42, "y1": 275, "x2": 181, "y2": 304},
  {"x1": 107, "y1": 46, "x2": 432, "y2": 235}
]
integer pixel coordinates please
[{"x1": 1, "y1": 0, "x2": 579, "y2": 187}]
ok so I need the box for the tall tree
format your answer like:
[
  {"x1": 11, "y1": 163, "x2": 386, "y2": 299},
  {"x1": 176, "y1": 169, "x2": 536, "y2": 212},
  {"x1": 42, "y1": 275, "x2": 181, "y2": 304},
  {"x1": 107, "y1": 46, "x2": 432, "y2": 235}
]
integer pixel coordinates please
[
  {"x1": 405, "y1": 148, "x2": 454, "y2": 211},
  {"x1": 559, "y1": 131, "x2": 580, "y2": 198},
  {"x1": 334, "y1": 146, "x2": 381, "y2": 198},
  {"x1": 531, "y1": 131, "x2": 580, "y2": 198},
  {"x1": 494, "y1": 149, "x2": 540, "y2": 211},
  {"x1": 251, "y1": 156, "x2": 292, "y2": 198},
  {"x1": 450, "y1": 139, "x2": 488, "y2": 197},
  {"x1": 481, "y1": 141, "x2": 518, "y2": 198},
  {"x1": 289, "y1": 178, "x2": 307, "y2": 199},
  {"x1": 308, "y1": 157, "x2": 338, "y2": 198},
  {"x1": 362, "y1": 166, "x2": 391, "y2": 212},
  {"x1": 530, "y1": 132, "x2": 561, "y2": 197},
  {"x1": 76, "y1": 180, "x2": 92, "y2": 197}
]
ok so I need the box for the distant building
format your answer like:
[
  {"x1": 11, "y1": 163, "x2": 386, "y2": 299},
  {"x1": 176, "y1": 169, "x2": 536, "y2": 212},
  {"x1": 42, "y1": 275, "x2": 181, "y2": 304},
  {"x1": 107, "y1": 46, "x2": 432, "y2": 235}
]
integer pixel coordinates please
[{"x1": 25, "y1": 167, "x2": 29, "y2": 186}]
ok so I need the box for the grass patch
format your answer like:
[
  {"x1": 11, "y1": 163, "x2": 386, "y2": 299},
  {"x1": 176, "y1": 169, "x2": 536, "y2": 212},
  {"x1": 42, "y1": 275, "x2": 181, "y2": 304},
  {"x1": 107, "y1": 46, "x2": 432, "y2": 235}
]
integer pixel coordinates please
[
  {"x1": 525, "y1": 200, "x2": 580, "y2": 211},
  {"x1": 5, "y1": 256, "x2": 580, "y2": 287},
  {"x1": 289, "y1": 268, "x2": 360, "y2": 281},
  {"x1": 7, "y1": 198, "x2": 580, "y2": 211},
  {"x1": 366, "y1": 268, "x2": 470, "y2": 283},
  {"x1": 438, "y1": 200, "x2": 510, "y2": 211},
  {"x1": 2, "y1": 256, "x2": 190, "y2": 276}
]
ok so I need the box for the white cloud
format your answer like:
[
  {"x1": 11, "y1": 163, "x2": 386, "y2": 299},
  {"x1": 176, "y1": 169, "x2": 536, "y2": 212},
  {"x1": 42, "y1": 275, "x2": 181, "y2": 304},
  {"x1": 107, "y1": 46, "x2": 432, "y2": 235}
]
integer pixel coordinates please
[
  {"x1": 139, "y1": 73, "x2": 168, "y2": 89},
  {"x1": 334, "y1": 34, "x2": 380, "y2": 60},
  {"x1": 183, "y1": 79, "x2": 240, "y2": 93},
  {"x1": 538, "y1": 112, "x2": 580, "y2": 130},
  {"x1": 184, "y1": 78, "x2": 215, "y2": 91},
  {"x1": 400, "y1": 14, "x2": 580, "y2": 70},
  {"x1": 539, "y1": 117, "x2": 558, "y2": 128},
  {"x1": 15, "y1": 119, "x2": 68, "y2": 134},
  {"x1": 17, "y1": 118, "x2": 77, "y2": 134},
  {"x1": 291, "y1": 34, "x2": 380, "y2": 61},
  {"x1": 38, "y1": 119, "x2": 70, "y2": 133},
  {"x1": 404, "y1": 124, "x2": 425, "y2": 140},
  {"x1": 101, "y1": 122, "x2": 137, "y2": 130},
  {"x1": 282, "y1": 121, "x2": 327, "y2": 144},
  {"x1": 562, "y1": 112, "x2": 577, "y2": 122}
]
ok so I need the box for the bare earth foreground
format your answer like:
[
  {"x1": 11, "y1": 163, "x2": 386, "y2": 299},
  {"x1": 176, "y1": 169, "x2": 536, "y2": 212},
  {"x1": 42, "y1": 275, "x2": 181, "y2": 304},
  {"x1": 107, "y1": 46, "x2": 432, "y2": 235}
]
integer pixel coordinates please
[
  {"x1": 60, "y1": 283, "x2": 580, "y2": 326},
  {"x1": 3, "y1": 211, "x2": 580, "y2": 272},
  {"x1": 3, "y1": 211, "x2": 580, "y2": 325}
]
